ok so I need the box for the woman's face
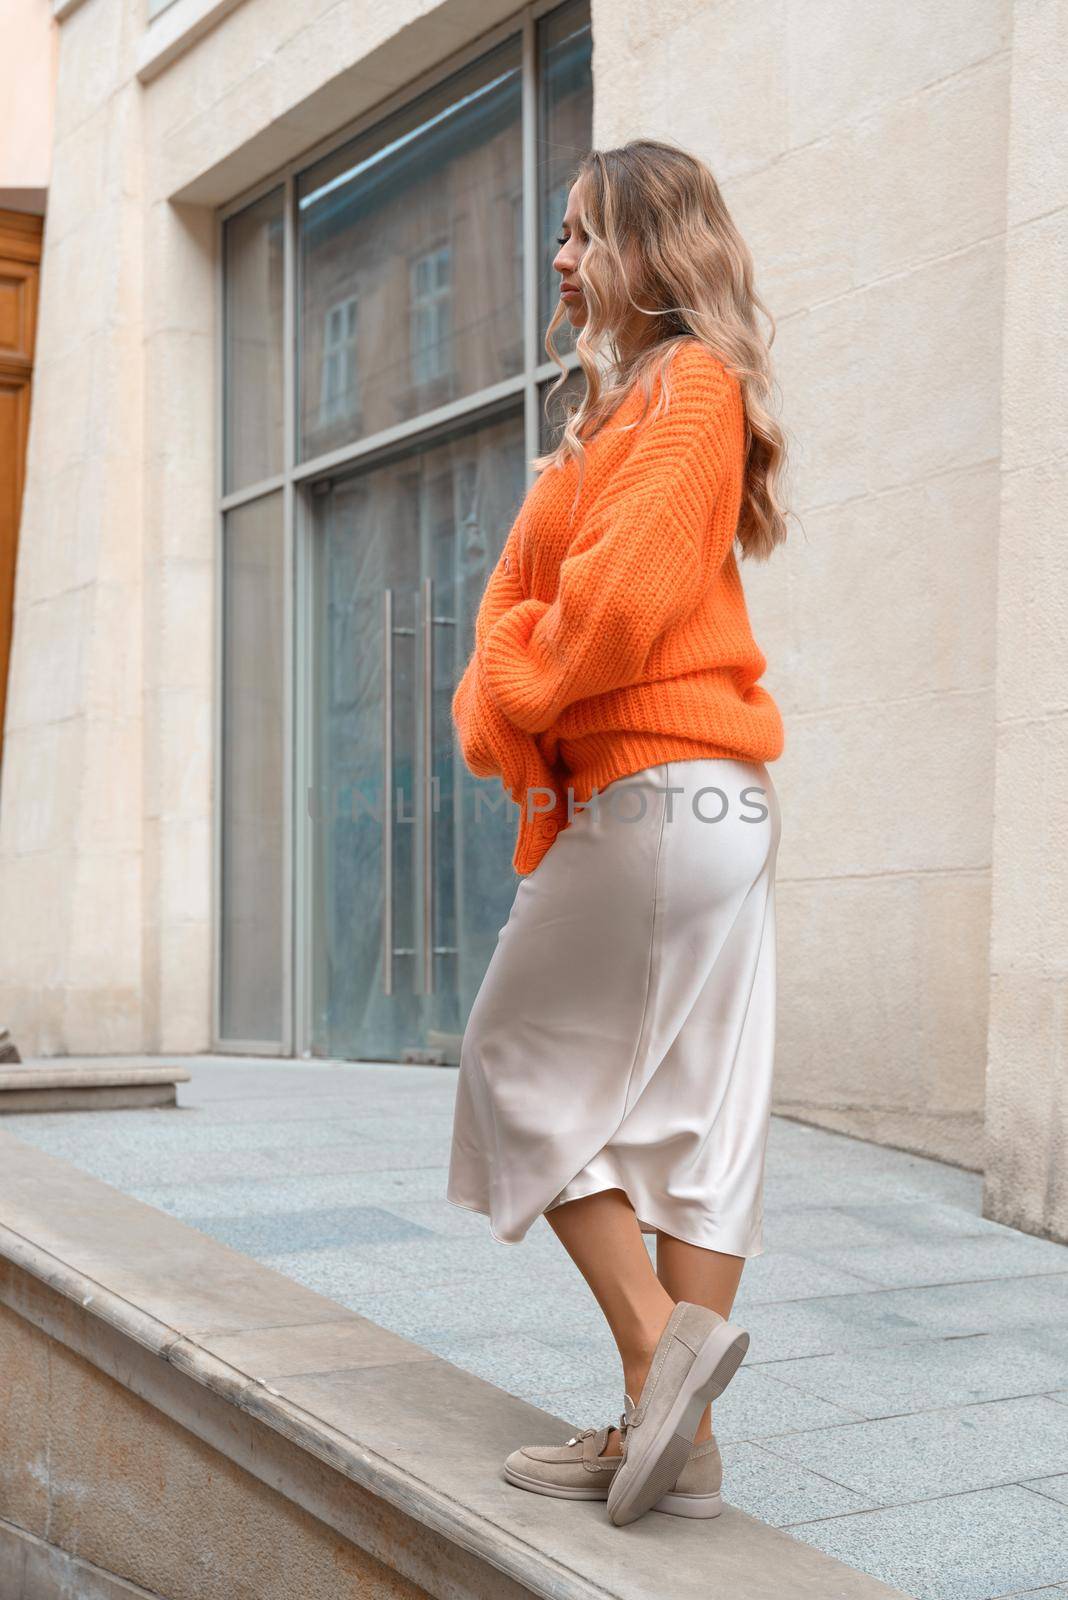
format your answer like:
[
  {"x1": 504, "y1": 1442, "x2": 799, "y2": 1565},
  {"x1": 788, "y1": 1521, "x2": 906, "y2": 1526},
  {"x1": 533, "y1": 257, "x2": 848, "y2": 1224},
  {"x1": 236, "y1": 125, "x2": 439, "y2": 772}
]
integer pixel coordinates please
[{"x1": 552, "y1": 181, "x2": 588, "y2": 328}]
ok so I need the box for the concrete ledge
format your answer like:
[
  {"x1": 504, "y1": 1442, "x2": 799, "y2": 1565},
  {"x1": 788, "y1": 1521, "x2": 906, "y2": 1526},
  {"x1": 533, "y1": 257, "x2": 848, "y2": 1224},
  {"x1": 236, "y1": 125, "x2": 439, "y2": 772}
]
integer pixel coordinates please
[
  {"x1": 0, "y1": 1130, "x2": 909, "y2": 1600},
  {"x1": 0, "y1": 1059, "x2": 191, "y2": 1114}
]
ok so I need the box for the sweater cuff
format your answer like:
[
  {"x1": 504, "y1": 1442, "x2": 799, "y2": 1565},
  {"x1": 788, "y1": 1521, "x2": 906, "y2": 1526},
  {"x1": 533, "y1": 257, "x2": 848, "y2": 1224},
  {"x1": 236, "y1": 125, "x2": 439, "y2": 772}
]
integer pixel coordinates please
[{"x1": 480, "y1": 598, "x2": 556, "y2": 733}]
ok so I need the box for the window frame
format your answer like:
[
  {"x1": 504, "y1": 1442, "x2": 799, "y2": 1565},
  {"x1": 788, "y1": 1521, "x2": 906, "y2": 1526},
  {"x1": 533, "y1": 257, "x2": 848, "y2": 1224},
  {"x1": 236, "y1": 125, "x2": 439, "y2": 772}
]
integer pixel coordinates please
[{"x1": 212, "y1": 0, "x2": 590, "y2": 1055}]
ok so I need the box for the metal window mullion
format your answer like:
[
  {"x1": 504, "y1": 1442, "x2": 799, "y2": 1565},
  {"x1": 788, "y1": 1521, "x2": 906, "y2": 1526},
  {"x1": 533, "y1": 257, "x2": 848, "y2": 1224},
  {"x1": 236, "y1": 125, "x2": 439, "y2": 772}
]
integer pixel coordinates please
[
  {"x1": 282, "y1": 168, "x2": 297, "y2": 1058},
  {"x1": 521, "y1": 5, "x2": 539, "y2": 480},
  {"x1": 211, "y1": 206, "x2": 225, "y2": 1051}
]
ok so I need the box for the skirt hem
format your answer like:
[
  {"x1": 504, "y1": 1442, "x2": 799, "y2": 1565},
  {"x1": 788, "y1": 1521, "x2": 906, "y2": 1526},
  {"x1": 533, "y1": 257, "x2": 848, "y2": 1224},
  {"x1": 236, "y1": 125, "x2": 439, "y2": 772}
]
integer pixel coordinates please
[{"x1": 446, "y1": 1185, "x2": 765, "y2": 1259}]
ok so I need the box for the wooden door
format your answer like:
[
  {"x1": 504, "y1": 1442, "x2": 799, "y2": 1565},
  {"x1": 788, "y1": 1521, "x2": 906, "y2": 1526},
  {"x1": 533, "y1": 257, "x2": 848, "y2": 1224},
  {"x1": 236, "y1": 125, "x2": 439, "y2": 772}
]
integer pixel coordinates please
[{"x1": 0, "y1": 208, "x2": 43, "y2": 772}]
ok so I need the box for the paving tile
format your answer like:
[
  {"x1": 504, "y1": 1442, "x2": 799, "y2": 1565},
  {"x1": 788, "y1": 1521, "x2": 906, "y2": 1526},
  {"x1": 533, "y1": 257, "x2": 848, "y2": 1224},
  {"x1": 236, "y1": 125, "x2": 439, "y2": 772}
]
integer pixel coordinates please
[
  {"x1": 129, "y1": 1163, "x2": 452, "y2": 1216},
  {"x1": 1020, "y1": 1474, "x2": 1068, "y2": 1508},
  {"x1": 703, "y1": 1364, "x2": 865, "y2": 1442},
  {"x1": 741, "y1": 1274, "x2": 1068, "y2": 1362},
  {"x1": 258, "y1": 1245, "x2": 417, "y2": 1299},
  {"x1": 732, "y1": 1249, "x2": 879, "y2": 1304},
  {"x1": 519, "y1": 1383, "x2": 627, "y2": 1430},
  {"x1": 763, "y1": 1200, "x2": 1017, "y2": 1255},
  {"x1": 181, "y1": 1203, "x2": 437, "y2": 1257},
  {"x1": 799, "y1": 1232, "x2": 1068, "y2": 1289},
  {"x1": 788, "y1": 1484, "x2": 1068, "y2": 1600},
  {"x1": 762, "y1": 1157, "x2": 982, "y2": 1212},
  {"x1": 442, "y1": 1334, "x2": 612, "y2": 1396},
  {"x1": 764, "y1": 1394, "x2": 1068, "y2": 1503},
  {"x1": 717, "y1": 1440, "x2": 875, "y2": 1525},
  {"x1": 754, "y1": 1328, "x2": 1068, "y2": 1418}
]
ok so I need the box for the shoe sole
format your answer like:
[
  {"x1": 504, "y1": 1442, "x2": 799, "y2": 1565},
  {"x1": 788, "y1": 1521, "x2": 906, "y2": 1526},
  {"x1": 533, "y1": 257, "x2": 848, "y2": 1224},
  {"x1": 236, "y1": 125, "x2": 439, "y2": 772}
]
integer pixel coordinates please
[
  {"x1": 503, "y1": 1464, "x2": 723, "y2": 1519},
  {"x1": 608, "y1": 1319, "x2": 748, "y2": 1527}
]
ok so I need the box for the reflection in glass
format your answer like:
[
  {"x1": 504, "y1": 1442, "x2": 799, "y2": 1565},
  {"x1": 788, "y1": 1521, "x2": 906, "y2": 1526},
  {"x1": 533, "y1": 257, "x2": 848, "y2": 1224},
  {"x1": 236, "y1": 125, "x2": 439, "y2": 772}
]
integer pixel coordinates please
[
  {"x1": 298, "y1": 35, "x2": 524, "y2": 463},
  {"x1": 538, "y1": 0, "x2": 593, "y2": 331},
  {"x1": 220, "y1": 493, "x2": 285, "y2": 1041},
  {"x1": 539, "y1": 365, "x2": 587, "y2": 455},
  {"x1": 308, "y1": 409, "x2": 527, "y2": 1061},
  {"x1": 223, "y1": 188, "x2": 285, "y2": 492}
]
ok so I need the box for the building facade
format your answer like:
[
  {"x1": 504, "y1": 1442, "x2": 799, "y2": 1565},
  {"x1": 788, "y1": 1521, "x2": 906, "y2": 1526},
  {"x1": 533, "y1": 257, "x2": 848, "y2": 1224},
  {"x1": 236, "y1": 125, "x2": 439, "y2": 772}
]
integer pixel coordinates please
[{"x1": 0, "y1": 0, "x2": 1065, "y2": 1244}]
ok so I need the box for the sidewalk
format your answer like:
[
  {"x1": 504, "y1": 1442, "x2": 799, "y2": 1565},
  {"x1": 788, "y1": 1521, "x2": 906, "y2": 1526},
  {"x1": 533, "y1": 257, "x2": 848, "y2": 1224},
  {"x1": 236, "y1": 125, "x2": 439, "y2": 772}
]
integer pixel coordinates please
[{"x1": 8, "y1": 1056, "x2": 1068, "y2": 1600}]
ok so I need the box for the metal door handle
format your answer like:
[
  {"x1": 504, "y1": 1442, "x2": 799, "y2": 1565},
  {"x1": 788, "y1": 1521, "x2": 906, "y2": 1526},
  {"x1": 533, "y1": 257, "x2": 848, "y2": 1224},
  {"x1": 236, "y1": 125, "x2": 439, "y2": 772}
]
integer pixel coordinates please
[
  {"x1": 422, "y1": 575, "x2": 434, "y2": 996},
  {"x1": 382, "y1": 586, "x2": 394, "y2": 996}
]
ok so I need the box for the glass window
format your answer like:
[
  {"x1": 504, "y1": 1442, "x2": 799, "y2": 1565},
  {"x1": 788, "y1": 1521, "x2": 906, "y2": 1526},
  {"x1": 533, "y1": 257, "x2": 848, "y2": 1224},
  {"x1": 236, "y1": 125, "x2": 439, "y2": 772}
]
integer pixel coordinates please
[
  {"x1": 218, "y1": 2, "x2": 592, "y2": 1058},
  {"x1": 219, "y1": 492, "x2": 285, "y2": 1043},
  {"x1": 223, "y1": 187, "x2": 285, "y2": 492},
  {"x1": 320, "y1": 295, "x2": 360, "y2": 427},
  {"x1": 297, "y1": 32, "x2": 524, "y2": 463},
  {"x1": 538, "y1": 0, "x2": 593, "y2": 328},
  {"x1": 409, "y1": 244, "x2": 452, "y2": 384}
]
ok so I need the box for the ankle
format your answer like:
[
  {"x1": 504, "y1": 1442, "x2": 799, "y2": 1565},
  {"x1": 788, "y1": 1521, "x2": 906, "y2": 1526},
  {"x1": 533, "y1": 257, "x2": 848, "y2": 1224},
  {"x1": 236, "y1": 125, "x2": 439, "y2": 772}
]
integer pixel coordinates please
[{"x1": 619, "y1": 1302, "x2": 676, "y2": 1398}]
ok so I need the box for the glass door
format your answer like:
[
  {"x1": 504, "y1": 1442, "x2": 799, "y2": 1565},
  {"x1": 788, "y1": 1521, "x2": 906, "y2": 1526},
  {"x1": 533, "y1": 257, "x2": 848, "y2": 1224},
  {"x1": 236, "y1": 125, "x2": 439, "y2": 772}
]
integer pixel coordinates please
[{"x1": 305, "y1": 406, "x2": 527, "y2": 1061}]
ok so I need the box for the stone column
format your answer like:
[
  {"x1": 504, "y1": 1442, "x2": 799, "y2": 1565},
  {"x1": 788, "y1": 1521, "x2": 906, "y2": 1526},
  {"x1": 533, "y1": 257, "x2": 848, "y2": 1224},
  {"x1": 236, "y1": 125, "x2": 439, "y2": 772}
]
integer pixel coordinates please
[{"x1": 984, "y1": 0, "x2": 1068, "y2": 1240}]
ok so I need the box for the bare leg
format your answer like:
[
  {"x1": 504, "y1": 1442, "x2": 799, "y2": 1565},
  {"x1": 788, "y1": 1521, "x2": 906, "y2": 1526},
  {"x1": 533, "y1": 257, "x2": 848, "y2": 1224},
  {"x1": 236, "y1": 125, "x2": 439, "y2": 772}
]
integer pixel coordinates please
[
  {"x1": 545, "y1": 1188, "x2": 676, "y2": 1456},
  {"x1": 655, "y1": 1233, "x2": 746, "y2": 1443}
]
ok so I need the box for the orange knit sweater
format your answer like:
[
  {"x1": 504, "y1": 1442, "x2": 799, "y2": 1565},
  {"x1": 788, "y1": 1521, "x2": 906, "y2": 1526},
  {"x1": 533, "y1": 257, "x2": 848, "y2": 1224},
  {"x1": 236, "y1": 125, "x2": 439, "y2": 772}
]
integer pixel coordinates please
[{"x1": 451, "y1": 339, "x2": 784, "y2": 876}]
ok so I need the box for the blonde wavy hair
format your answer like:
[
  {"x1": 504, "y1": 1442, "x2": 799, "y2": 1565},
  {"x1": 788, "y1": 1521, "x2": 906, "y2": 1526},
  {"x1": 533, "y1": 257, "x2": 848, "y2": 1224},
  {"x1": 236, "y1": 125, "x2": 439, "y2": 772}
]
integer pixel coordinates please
[{"x1": 534, "y1": 139, "x2": 791, "y2": 561}]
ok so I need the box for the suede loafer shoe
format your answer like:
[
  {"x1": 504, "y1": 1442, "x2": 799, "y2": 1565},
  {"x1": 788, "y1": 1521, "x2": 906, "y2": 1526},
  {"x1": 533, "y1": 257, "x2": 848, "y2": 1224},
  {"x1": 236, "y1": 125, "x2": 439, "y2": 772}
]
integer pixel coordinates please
[
  {"x1": 504, "y1": 1418, "x2": 724, "y2": 1519},
  {"x1": 606, "y1": 1301, "x2": 749, "y2": 1527}
]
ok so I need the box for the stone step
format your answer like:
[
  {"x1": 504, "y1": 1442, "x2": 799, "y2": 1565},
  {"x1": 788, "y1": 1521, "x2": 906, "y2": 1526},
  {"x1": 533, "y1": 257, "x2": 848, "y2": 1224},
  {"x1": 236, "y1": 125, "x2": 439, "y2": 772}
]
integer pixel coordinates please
[
  {"x1": 0, "y1": 1130, "x2": 910, "y2": 1600},
  {"x1": 0, "y1": 1056, "x2": 191, "y2": 1113}
]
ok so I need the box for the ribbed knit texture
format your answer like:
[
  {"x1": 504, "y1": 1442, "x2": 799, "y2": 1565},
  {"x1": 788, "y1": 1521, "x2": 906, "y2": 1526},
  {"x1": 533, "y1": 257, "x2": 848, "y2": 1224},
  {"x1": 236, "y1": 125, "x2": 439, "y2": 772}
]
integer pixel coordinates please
[{"x1": 451, "y1": 339, "x2": 785, "y2": 876}]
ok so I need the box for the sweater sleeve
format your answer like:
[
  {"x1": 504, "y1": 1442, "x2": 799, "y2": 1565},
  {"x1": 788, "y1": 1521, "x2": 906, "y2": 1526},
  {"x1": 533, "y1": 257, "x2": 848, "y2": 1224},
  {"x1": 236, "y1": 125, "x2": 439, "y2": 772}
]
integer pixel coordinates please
[{"x1": 477, "y1": 350, "x2": 742, "y2": 735}]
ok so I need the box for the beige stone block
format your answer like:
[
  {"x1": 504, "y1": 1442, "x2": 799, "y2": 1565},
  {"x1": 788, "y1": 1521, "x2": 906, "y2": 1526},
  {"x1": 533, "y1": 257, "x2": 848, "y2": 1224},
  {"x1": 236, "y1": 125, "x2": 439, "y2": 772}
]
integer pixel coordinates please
[
  {"x1": 52, "y1": 0, "x2": 132, "y2": 144},
  {"x1": 85, "y1": 583, "x2": 142, "y2": 721},
  {"x1": 1001, "y1": 210, "x2": 1068, "y2": 474},
  {"x1": 146, "y1": 329, "x2": 215, "y2": 463},
  {"x1": 23, "y1": 337, "x2": 93, "y2": 475},
  {"x1": 861, "y1": 237, "x2": 1003, "y2": 493},
  {"x1": 781, "y1": 462, "x2": 998, "y2": 717},
  {"x1": 39, "y1": 1336, "x2": 429, "y2": 1600},
  {"x1": 0, "y1": 719, "x2": 84, "y2": 858},
  {"x1": 773, "y1": 289, "x2": 869, "y2": 508},
  {"x1": 995, "y1": 459, "x2": 1068, "y2": 723},
  {"x1": 13, "y1": 460, "x2": 87, "y2": 605},
  {"x1": 66, "y1": 852, "x2": 142, "y2": 990},
  {"x1": 0, "y1": 851, "x2": 76, "y2": 991},
  {"x1": 77, "y1": 716, "x2": 142, "y2": 854},
  {"x1": 854, "y1": 53, "x2": 1009, "y2": 284},
  {"x1": 150, "y1": 454, "x2": 216, "y2": 564},
  {"x1": 143, "y1": 199, "x2": 216, "y2": 338},
  {"x1": 780, "y1": 688, "x2": 992, "y2": 882},
  {"x1": 984, "y1": 969, "x2": 1068, "y2": 1241},
  {"x1": 157, "y1": 687, "x2": 213, "y2": 818},
  {"x1": 268, "y1": 3, "x2": 467, "y2": 129},
  {"x1": 159, "y1": 561, "x2": 215, "y2": 695},
  {"x1": 730, "y1": 126, "x2": 858, "y2": 318},
  {"x1": 41, "y1": 104, "x2": 109, "y2": 247},
  {"x1": 1005, "y1": 0, "x2": 1068, "y2": 225},
  {"x1": 784, "y1": 0, "x2": 1009, "y2": 149},
  {"x1": 160, "y1": 815, "x2": 212, "y2": 924},
  {"x1": 988, "y1": 713, "x2": 1068, "y2": 977},
  {"x1": 0, "y1": 1303, "x2": 51, "y2": 1540},
  {"x1": 4, "y1": 587, "x2": 90, "y2": 732},
  {"x1": 61, "y1": 984, "x2": 146, "y2": 1057},
  {"x1": 157, "y1": 916, "x2": 213, "y2": 1052},
  {"x1": 87, "y1": 324, "x2": 145, "y2": 466},
  {"x1": 648, "y1": 0, "x2": 790, "y2": 180},
  {"x1": 775, "y1": 869, "x2": 989, "y2": 1136},
  {"x1": 77, "y1": 451, "x2": 145, "y2": 594}
]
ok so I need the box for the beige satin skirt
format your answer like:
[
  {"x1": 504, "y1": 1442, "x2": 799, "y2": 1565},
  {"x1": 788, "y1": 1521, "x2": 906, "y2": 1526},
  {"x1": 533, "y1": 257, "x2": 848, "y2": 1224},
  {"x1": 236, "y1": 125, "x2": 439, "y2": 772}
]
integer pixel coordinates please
[{"x1": 446, "y1": 758, "x2": 782, "y2": 1257}]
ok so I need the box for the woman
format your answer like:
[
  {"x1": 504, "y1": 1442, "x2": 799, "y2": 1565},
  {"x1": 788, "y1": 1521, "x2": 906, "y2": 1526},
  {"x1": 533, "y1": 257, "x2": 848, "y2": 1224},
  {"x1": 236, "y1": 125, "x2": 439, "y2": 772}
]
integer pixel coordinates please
[{"x1": 447, "y1": 139, "x2": 789, "y2": 1528}]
